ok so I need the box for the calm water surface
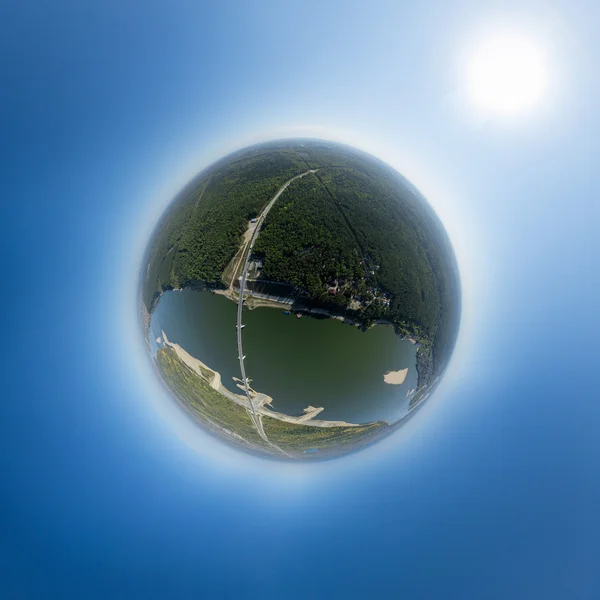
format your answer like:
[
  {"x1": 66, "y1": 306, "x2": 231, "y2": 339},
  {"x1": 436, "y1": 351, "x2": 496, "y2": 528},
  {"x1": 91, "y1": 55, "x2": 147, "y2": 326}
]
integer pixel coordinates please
[{"x1": 151, "y1": 290, "x2": 417, "y2": 423}]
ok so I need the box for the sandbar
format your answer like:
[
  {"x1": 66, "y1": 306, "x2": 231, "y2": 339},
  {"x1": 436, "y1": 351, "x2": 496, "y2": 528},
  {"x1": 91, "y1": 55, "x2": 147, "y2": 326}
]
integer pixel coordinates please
[{"x1": 384, "y1": 367, "x2": 408, "y2": 385}]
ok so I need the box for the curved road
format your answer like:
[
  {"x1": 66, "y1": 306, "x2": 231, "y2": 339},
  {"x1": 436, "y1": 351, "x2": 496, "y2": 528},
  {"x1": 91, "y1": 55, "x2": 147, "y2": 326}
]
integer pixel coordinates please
[{"x1": 236, "y1": 170, "x2": 315, "y2": 444}]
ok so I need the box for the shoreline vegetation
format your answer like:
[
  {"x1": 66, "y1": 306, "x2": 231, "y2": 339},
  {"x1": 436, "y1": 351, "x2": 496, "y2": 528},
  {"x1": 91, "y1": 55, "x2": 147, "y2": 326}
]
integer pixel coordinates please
[
  {"x1": 155, "y1": 284, "x2": 422, "y2": 345},
  {"x1": 142, "y1": 139, "x2": 460, "y2": 455}
]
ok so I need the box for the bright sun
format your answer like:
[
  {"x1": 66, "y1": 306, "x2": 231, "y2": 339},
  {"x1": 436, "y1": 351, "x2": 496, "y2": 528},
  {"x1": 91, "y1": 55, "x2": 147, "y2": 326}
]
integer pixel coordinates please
[{"x1": 466, "y1": 32, "x2": 548, "y2": 115}]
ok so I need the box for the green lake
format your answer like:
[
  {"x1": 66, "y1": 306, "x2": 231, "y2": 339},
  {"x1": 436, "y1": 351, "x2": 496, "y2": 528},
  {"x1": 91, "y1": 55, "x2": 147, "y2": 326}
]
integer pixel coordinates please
[{"x1": 150, "y1": 290, "x2": 418, "y2": 424}]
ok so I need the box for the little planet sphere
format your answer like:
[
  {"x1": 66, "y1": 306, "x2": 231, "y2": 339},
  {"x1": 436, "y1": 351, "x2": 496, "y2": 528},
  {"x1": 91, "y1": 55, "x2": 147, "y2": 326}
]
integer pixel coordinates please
[{"x1": 140, "y1": 139, "x2": 460, "y2": 460}]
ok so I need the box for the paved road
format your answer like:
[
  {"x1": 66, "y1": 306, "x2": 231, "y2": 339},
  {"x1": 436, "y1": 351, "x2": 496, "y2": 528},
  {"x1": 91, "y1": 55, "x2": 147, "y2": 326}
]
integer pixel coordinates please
[{"x1": 236, "y1": 170, "x2": 315, "y2": 444}]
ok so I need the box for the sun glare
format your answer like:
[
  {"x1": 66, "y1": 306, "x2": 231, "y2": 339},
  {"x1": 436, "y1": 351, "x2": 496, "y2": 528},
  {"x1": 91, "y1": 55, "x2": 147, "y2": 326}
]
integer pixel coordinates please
[{"x1": 466, "y1": 32, "x2": 548, "y2": 115}]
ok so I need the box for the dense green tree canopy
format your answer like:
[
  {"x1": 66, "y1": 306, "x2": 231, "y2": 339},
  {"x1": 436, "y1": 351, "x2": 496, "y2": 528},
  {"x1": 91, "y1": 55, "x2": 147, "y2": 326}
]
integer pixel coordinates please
[{"x1": 142, "y1": 140, "x2": 460, "y2": 384}]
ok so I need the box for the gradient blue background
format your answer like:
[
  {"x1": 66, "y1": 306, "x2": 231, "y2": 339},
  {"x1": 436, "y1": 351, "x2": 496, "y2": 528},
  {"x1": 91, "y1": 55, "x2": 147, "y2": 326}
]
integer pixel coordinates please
[{"x1": 2, "y1": 0, "x2": 599, "y2": 598}]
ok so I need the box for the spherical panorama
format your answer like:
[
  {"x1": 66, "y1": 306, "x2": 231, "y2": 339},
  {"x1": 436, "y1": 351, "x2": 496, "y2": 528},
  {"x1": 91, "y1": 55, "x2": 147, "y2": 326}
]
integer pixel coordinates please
[{"x1": 140, "y1": 139, "x2": 461, "y2": 460}]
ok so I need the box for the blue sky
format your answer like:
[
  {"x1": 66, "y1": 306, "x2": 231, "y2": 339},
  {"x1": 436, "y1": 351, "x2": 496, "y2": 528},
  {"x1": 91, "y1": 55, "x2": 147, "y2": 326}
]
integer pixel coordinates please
[{"x1": 1, "y1": 0, "x2": 599, "y2": 597}]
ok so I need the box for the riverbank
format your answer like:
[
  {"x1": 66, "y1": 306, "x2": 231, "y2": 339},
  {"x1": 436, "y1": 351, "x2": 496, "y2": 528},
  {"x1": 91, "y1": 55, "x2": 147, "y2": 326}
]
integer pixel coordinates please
[
  {"x1": 159, "y1": 331, "x2": 363, "y2": 429},
  {"x1": 151, "y1": 285, "x2": 430, "y2": 411},
  {"x1": 151, "y1": 283, "x2": 425, "y2": 349},
  {"x1": 214, "y1": 286, "x2": 380, "y2": 329},
  {"x1": 155, "y1": 345, "x2": 389, "y2": 460},
  {"x1": 161, "y1": 330, "x2": 221, "y2": 390}
]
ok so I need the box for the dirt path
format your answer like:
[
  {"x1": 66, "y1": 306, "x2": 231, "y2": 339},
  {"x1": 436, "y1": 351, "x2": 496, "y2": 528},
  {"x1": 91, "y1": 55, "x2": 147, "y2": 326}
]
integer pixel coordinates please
[
  {"x1": 227, "y1": 170, "x2": 317, "y2": 293},
  {"x1": 225, "y1": 220, "x2": 258, "y2": 291}
]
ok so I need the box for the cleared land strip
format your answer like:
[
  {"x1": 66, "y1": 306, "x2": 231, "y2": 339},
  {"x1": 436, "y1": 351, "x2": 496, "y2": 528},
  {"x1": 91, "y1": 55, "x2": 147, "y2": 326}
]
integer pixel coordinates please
[{"x1": 312, "y1": 169, "x2": 365, "y2": 257}]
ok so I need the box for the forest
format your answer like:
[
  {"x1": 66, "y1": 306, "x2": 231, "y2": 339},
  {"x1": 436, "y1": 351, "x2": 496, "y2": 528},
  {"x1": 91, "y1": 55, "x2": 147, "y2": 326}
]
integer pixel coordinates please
[
  {"x1": 142, "y1": 145, "x2": 307, "y2": 310},
  {"x1": 143, "y1": 140, "x2": 461, "y2": 384},
  {"x1": 254, "y1": 167, "x2": 444, "y2": 339}
]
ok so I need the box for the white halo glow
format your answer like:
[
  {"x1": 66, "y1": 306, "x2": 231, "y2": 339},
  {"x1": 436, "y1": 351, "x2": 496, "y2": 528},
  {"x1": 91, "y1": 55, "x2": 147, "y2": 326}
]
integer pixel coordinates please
[
  {"x1": 117, "y1": 125, "x2": 472, "y2": 474},
  {"x1": 466, "y1": 32, "x2": 548, "y2": 115}
]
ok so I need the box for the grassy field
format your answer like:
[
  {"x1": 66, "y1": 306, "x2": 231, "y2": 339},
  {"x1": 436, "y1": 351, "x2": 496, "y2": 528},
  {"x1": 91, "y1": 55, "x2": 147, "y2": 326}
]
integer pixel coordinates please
[{"x1": 262, "y1": 417, "x2": 387, "y2": 459}]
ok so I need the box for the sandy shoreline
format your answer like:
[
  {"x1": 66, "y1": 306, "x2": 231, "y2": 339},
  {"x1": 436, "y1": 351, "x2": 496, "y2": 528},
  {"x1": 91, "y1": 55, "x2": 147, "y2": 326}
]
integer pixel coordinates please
[
  {"x1": 151, "y1": 288, "x2": 421, "y2": 430},
  {"x1": 384, "y1": 367, "x2": 408, "y2": 385},
  {"x1": 161, "y1": 331, "x2": 222, "y2": 390},
  {"x1": 158, "y1": 332, "x2": 362, "y2": 428}
]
